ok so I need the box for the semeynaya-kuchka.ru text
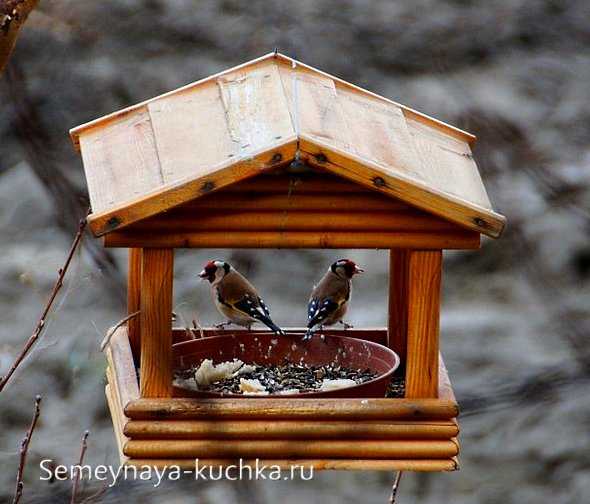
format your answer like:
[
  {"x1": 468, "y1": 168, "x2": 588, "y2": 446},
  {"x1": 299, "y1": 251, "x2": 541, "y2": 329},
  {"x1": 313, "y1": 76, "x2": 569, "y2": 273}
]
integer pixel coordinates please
[{"x1": 39, "y1": 458, "x2": 314, "y2": 487}]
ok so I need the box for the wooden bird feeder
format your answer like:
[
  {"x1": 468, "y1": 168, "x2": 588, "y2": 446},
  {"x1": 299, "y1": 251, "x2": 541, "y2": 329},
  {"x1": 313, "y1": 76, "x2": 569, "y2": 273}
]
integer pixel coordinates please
[{"x1": 70, "y1": 53, "x2": 505, "y2": 472}]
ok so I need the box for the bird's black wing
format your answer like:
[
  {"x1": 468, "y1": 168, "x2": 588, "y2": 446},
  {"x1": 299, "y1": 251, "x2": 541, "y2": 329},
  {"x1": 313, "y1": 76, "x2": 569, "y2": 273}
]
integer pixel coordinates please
[
  {"x1": 233, "y1": 294, "x2": 284, "y2": 335},
  {"x1": 307, "y1": 297, "x2": 340, "y2": 328},
  {"x1": 258, "y1": 297, "x2": 271, "y2": 318}
]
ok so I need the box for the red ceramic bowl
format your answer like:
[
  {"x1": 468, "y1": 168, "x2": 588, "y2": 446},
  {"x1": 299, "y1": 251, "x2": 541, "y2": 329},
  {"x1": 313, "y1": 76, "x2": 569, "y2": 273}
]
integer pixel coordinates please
[{"x1": 173, "y1": 332, "x2": 400, "y2": 398}]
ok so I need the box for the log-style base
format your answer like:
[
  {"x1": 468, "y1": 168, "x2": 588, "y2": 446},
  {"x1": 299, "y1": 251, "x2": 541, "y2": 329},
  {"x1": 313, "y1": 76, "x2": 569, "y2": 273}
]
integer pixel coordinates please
[{"x1": 104, "y1": 326, "x2": 460, "y2": 471}]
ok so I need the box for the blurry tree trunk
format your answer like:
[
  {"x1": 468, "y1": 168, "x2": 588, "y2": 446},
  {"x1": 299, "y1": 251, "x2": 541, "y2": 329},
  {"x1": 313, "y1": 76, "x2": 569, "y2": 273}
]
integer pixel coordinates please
[
  {"x1": 0, "y1": 0, "x2": 39, "y2": 74},
  {"x1": 4, "y1": 60, "x2": 124, "y2": 295}
]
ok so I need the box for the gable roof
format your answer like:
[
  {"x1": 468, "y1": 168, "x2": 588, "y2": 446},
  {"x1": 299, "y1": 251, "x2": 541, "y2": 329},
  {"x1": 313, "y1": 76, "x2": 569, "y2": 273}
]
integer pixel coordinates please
[{"x1": 70, "y1": 52, "x2": 506, "y2": 238}]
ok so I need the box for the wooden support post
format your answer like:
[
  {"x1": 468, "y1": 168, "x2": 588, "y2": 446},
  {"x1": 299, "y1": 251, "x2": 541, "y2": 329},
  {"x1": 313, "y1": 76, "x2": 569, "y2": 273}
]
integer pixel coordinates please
[
  {"x1": 388, "y1": 249, "x2": 410, "y2": 367},
  {"x1": 127, "y1": 248, "x2": 142, "y2": 363},
  {"x1": 405, "y1": 250, "x2": 442, "y2": 398},
  {"x1": 140, "y1": 249, "x2": 174, "y2": 398}
]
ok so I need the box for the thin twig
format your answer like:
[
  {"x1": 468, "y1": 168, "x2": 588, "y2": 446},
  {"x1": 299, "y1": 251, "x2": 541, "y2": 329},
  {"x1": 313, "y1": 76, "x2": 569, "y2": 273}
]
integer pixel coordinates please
[
  {"x1": 100, "y1": 311, "x2": 140, "y2": 351},
  {"x1": 71, "y1": 430, "x2": 89, "y2": 504},
  {"x1": 13, "y1": 395, "x2": 42, "y2": 504},
  {"x1": 79, "y1": 483, "x2": 110, "y2": 504},
  {"x1": 79, "y1": 451, "x2": 112, "y2": 504},
  {"x1": 0, "y1": 215, "x2": 88, "y2": 393},
  {"x1": 388, "y1": 471, "x2": 403, "y2": 504}
]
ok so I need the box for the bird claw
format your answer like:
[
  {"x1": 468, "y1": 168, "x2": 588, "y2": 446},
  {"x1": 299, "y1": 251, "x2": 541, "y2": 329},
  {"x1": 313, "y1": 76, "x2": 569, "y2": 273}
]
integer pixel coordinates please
[
  {"x1": 302, "y1": 332, "x2": 314, "y2": 342},
  {"x1": 340, "y1": 321, "x2": 353, "y2": 330},
  {"x1": 215, "y1": 322, "x2": 230, "y2": 330}
]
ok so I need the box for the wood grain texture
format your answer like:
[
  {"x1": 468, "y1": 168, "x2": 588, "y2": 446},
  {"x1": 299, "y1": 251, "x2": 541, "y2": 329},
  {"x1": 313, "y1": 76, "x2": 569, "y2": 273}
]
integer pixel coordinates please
[
  {"x1": 127, "y1": 248, "x2": 142, "y2": 362},
  {"x1": 147, "y1": 60, "x2": 294, "y2": 185},
  {"x1": 87, "y1": 139, "x2": 297, "y2": 236},
  {"x1": 105, "y1": 327, "x2": 140, "y2": 408},
  {"x1": 406, "y1": 116, "x2": 491, "y2": 209},
  {"x1": 125, "y1": 397, "x2": 458, "y2": 421},
  {"x1": 301, "y1": 138, "x2": 505, "y2": 237},
  {"x1": 124, "y1": 419, "x2": 459, "y2": 440},
  {"x1": 217, "y1": 61, "x2": 295, "y2": 154},
  {"x1": 105, "y1": 384, "x2": 129, "y2": 466},
  {"x1": 148, "y1": 82, "x2": 235, "y2": 185},
  {"x1": 123, "y1": 439, "x2": 459, "y2": 459},
  {"x1": 139, "y1": 249, "x2": 174, "y2": 398},
  {"x1": 405, "y1": 250, "x2": 442, "y2": 398},
  {"x1": 131, "y1": 211, "x2": 462, "y2": 232},
  {"x1": 124, "y1": 458, "x2": 458, "y2": 472},
  {"x1": 279, "y1": 63, "x2": 418, "y2": 182},
  {"x1": 388, "y1": 249, "x2": 410, "y2": 365},
  {"x1": 165, "y1": 192, "x2": 410, "y2": 212},
  {"x1": 78, "y1": 108, "x2": 164, "y2": 215},
  {"x1": 104, "y1": 229, "x2": 480, "y2": 249},
  {"x1": 219, "y1": 172, "x2": 399, "y2": 194}
]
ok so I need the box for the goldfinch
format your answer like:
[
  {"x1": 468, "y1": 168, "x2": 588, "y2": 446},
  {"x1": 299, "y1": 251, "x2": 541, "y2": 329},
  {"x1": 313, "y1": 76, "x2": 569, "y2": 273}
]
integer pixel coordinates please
[
  {"x1": 304, "y1": 259, "x2": 364, "y2": 340},
  {"x1": 199, "y1": 260, "x2": 285, "y2": 336}
]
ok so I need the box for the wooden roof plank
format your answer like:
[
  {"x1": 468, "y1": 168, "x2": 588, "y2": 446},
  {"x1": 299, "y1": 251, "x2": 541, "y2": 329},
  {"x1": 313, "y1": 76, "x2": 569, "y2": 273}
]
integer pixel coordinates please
[
  {"x1": 217, "y1": 60, "x2": 295, "y2": 154},
  {"x1": 278, "y1": 64, "x2": 353, "y2": 152},
  {"x1": 334, "y1": 85, "x2": 425, "y2": 183},
  {"x1": 79, "y1": 107, "x2": 164, "y2": 214},
  {"x1": 281, "y1": 63, "x2": 490, "y2": 214},
  {"x1": 405, "y1": 117, "x2": 492, "y2": 209},
  {"x1": 70, "y1": 52, "x2": 475, "y2": 149},
  {"x1": 87, "y1": 138, "x2": 298, "y2": 236},
  {"x1": 272, "y1": 53, "x2": 476, "y2": 144},
  {"x1": 299, "y1": 136, "x2": 505, "y2": 238},
  {"x1": 147, "y1": 81, "x2": 239, "y2": 185}
]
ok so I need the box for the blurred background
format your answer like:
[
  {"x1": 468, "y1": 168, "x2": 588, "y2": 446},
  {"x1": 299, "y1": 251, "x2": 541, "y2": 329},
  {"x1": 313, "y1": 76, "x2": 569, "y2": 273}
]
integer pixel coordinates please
[{"x1": 1, "y1": 1, "x2": 589, "y2": 502}]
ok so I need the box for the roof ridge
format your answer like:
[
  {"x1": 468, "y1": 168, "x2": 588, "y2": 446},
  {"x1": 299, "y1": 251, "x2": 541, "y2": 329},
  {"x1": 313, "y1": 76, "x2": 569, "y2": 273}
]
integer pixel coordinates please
[{"x1": 70, "y1": 52, "x2": 475, "y2": 150}]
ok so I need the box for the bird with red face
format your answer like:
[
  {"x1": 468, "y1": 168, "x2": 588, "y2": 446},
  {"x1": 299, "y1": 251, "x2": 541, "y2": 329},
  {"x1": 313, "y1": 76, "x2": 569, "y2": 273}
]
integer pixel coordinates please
[
  {"x1": 304, "y1": 259, "x2": 364, "y2": 341},
  {"x1": 199, "y1": 260, "x2": 285, "y2": 336}
]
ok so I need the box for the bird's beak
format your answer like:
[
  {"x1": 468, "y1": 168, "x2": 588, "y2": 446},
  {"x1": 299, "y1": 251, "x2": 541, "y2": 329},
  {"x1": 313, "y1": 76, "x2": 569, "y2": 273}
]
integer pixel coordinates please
[
  {"x1": 354, "y1": 266, "x2": 364, "y2": 274},
  {"x1": 198, "y1": 270, "x2": 207, "y2": 280}
]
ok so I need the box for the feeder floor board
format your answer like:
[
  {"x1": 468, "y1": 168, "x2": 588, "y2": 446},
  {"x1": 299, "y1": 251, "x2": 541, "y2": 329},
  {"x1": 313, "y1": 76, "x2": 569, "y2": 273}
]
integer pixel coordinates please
[{"x1": 104, "y1": 326, "x2": 460, "y2": 471}]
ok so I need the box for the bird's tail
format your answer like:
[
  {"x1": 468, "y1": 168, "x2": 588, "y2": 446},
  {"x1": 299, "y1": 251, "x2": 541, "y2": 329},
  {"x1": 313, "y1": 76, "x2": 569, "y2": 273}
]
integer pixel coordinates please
[
  {"x1": 303, "y1": 324, "x2": 316, "y2": 340},
  {"x1": 258, "y1": 315, "x2": 285, "y2": 336}
]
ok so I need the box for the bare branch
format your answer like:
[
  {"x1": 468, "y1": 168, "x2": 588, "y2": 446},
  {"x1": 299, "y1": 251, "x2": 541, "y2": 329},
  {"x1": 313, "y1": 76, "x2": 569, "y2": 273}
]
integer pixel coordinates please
[
  {"x1": 388, "y1": 471, "x2": 403, "y2": 504},
  {"x1": 79, "y1": 483, "x2": 109, "y2": 504},
  {"x1": 13, "y1": 395, "x2": 42, "y2": 504},
  {"x1": 0, "y1": 215, "x2": 88, "y2": 393},
  {"x1": 100, "y1": 311, "x2": 140, "y2": 351},
  {"x1": 0, "y1": 0, "x2": 39, "y2": 74},
  {"x1": 71, "y1": 430, "x2": 89, "y2": 504}
]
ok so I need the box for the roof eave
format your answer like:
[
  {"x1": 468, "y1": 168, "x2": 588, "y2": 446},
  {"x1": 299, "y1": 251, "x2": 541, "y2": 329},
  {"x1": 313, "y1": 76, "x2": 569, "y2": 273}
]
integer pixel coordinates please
[{"x1": 87, "y1": 136, "x2": 505, "y2": 240}]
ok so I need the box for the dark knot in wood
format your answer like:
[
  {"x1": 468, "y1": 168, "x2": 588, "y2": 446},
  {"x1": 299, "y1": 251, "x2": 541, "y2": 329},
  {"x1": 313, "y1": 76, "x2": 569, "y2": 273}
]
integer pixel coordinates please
[
  {"x1": 105, "y1": 216, "x2": 121, "y2": 231},
  {"x1": 314, "y1": 153, "x2": 328, "y2": 164},
  {"x1": 200, "y1": 181, "x2": 215, "y2": 193},
  {"x1": 373, "y1": 176, "x2": 386, "y2": 188}
]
